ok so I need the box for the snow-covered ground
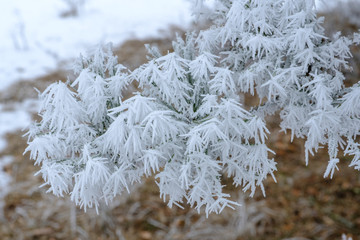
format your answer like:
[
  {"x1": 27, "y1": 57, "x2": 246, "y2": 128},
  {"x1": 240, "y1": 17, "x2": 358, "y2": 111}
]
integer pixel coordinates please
[
  {"x1": 315, "y1": 0, "x2": 355, "y2": 12},
  {"x1": 0, "y1": 0, "x2": 193, "y2": 91},
  {"x1": 0, "y1": 100, "x2": 35, "y2": 152}
]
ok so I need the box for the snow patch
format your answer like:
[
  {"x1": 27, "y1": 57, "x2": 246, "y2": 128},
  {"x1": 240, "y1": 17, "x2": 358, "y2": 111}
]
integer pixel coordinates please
[
  {"x1": 0, "y1": 103, "x2": 33, "y2": 152},
  {"x1": 0, "y1": 0, "x2": 192, "y2": 91}
]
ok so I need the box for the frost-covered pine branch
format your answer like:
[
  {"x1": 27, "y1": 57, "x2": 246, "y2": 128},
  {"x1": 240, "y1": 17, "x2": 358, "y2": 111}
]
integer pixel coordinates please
[{"x1": 26, "y1": 0, "x2": 360, "y2": 215}]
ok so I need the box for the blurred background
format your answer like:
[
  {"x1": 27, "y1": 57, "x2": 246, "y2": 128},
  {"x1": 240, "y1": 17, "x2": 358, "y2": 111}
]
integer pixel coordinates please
[{"x1": 0, "y1": 0, "x2": 359, "y2": 239}]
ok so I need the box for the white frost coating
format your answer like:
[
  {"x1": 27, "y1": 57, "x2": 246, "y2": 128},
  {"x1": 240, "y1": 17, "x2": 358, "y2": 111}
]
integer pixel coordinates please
[{"x1": 26, "y1": 0, "x2": 360, "y2": 215}]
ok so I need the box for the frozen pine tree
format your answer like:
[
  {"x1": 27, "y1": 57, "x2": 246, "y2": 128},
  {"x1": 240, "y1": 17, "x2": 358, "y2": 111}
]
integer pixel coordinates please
[{"x1": 26, "y1": 0, "x2": 360, "y2": 215}]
